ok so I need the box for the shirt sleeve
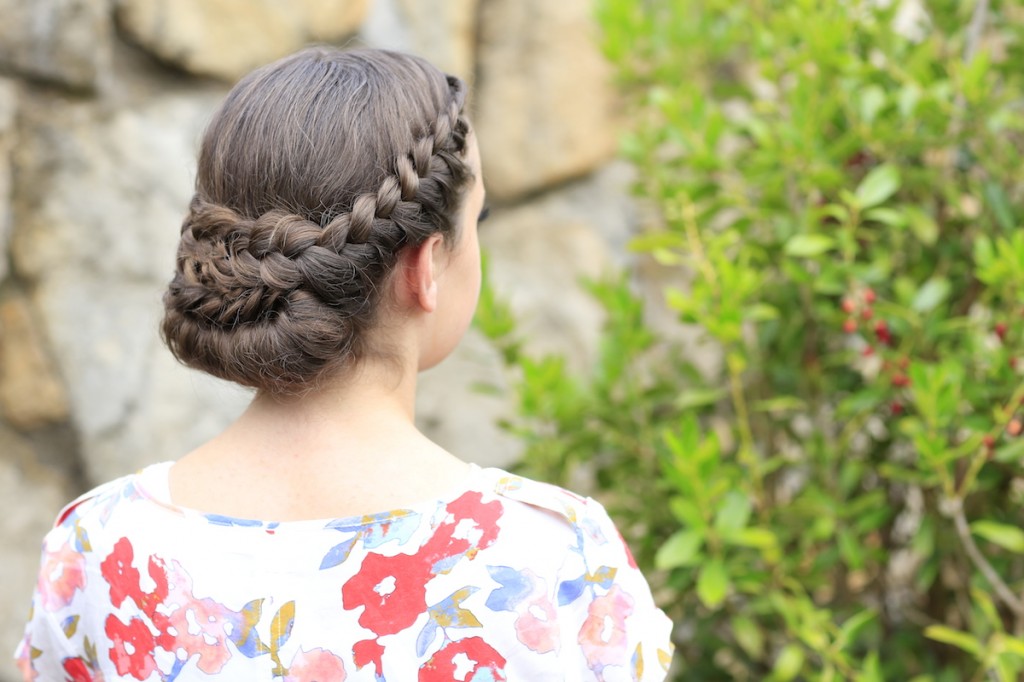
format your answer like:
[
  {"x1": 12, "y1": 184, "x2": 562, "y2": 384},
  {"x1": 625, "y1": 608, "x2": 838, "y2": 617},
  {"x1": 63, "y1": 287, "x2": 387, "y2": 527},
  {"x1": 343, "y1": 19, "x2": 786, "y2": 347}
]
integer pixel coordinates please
[
  {"x1": 556, "y1": 497, "x2": 675, "y2": 681},
  {"x1": 14, "y1": 543, "x2": 80, "y2": 681},
  {"x1": 14, "y1": 506, "x2": 104, "y2": 682}
]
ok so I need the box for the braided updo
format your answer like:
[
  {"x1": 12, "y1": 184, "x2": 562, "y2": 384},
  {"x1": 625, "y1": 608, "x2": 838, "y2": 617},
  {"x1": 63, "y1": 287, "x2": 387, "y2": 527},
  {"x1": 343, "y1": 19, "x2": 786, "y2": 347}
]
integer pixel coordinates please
[{"x1": 161, "y1": 48, "x2": 474, "y2": 394}]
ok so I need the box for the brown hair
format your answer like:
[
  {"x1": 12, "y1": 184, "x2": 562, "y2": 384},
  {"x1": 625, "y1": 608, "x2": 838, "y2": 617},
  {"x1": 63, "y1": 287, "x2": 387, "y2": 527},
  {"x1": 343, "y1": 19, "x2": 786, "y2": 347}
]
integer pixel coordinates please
[{"x1": 161, "y1": 47, "x2": 474, "y2": 393}]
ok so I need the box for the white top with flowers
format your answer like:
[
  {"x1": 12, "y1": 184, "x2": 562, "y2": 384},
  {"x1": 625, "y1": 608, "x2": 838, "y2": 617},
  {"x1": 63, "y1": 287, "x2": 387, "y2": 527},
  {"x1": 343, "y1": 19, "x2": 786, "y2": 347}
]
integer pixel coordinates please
[{"x1": 15, "y1": 462, "x2": 674, "y2": 681}]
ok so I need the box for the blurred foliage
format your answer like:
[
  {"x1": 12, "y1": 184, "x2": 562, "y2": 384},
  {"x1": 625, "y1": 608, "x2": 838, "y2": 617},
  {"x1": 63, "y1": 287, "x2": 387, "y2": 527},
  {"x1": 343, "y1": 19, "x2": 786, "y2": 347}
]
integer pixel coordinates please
[{"x1": 477, "y1": 0, "x2": 1024, "y2": 679}]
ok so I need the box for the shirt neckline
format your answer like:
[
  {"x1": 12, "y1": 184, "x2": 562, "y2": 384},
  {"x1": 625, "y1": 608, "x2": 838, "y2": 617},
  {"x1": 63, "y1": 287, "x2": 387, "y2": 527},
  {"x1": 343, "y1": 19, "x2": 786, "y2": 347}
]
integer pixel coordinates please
[{"x1": 130, "y1": 460, "x2": 490, "y2": 533}]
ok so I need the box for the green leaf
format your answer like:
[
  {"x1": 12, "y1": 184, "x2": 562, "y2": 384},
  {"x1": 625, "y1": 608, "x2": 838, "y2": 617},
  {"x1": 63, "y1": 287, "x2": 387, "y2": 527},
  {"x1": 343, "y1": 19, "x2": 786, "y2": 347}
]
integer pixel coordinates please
[
  {"x1": 911, "y1": 277, "x2": 951, "y2": 313},
  {"x1": 772, "y1": 644, "x2": 805, "y2": 681},
  {"x1": 835, "y1": 610, "x2": 877, "y2": 651},
  {"x1": 655, "y1": 529, "x2": 705, "y2": 569},
  {"x1": 984, "y1": 181, "x2": 1016, "y2": 232},
  {"x1": 1002, "y1": 634, "x2": 1024, "y2": 657},
  {"x1": 714, "y1": 491, "x2": 752, "y2": 534},
  {"x1": 747, "y1": 303, "x2": 780, "y2": 321},
  {"x1": 863, "y1": 207, "x2": 907, "y2": 227},
  {"x1": 974, "y1": 234, "x2": 995, "y2": 268},
  {"x1": 696, "y1": 559, "x2": 729, "y2": 609},
  {"x1": 854, "y1": 164, "x2": 901, "y2": 209},
  {"x1": 905, "y1": 206, "x2": 938, "y2": 245},
  {"x1": 724, "y1": 527, "x2": 778, "y2": 549},
  {"x1": 674, "y1": 388, "x2": 726, "y2": 410},
  {"x1": 971, "y1": 521, "x2": 1024, "y2": 553},
  {"x1": 732, "y1": 615, "x2": 764, "y2": 658},
  {"x1": 859, "y1": 85, "x2": 886, "y2": 123},
  {"x1": 925, "y1": 625, "x2": 983, "y2": 657},
  {"x1": 785, "y1": 234, "x2": 836, "y2": 257}
]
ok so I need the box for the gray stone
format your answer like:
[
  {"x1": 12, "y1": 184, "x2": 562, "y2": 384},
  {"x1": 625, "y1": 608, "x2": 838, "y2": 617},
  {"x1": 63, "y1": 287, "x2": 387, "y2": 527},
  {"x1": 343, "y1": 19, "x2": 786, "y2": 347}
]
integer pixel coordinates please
[
  {"x1": 12, "y1": 92, "x2": 250, "y2": 485},
  {"x1": 474, "y1": 0, "x2": 618, "y2": 200},
  {"x1": 396, "y1": 0, "x2": 478, "y2": 80},
  {"x1": 361, "y1": 0, "x2": 478, "y2": 80},
  {"x1": 479, "y1": 174, "x2": 620, "y2": 370},
  {"x1": 0, "y1": 294, "x2": 70, "y2": 430},
  {"x1": 116, "y1": 0, "x2": 371, "y2": 81},
  {"x1": 0, "y1": 0, "x2": 112, "y2": 90},
  {"x1": 0, "y1": 79, "x2": 14, "y2": 282},
  {"x1": 358, "y1": 0, "x2": 414, "y2": 54},
  {"x1": 0, "y1": 425, "x2": 75, "y2": 678}
]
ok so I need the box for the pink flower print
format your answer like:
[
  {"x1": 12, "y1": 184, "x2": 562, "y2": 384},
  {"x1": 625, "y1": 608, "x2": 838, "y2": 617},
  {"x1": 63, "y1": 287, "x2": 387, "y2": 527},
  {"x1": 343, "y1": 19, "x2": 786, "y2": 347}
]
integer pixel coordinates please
[
  {"x1": 285, "y1": 647, "x2": 347, "y2": 682},
  {"x1": 37, "y1": 543, "x2": 87, "y2": 612},
  {"x1": 160, "y1": 559, "x2": 236, "y2": 674},
  {"x1": 486, "y1": 567, "x2": 559, "y2": 654},
  {"x1": 15, "y1": 633, "x2": 39, "y2": 681},
  {"x1": 418, "y1": 637, "x2": 507, "y2": 682},
  {"x1": 578, "y1": 585, "x2": 636, "y2": 671},
  {"x1": 105, "y1": 615, "x2": 157, "y2": 680},
  {"x1": 515, "y1": 590, "x2": 559, "y2": 654}
]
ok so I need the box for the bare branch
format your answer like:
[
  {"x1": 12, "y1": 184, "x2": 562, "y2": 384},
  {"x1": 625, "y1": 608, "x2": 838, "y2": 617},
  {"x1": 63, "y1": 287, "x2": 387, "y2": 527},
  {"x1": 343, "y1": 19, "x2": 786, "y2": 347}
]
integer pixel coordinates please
[{"x1": 950, "y1": 500, "x2": 1024, "y2": 617}]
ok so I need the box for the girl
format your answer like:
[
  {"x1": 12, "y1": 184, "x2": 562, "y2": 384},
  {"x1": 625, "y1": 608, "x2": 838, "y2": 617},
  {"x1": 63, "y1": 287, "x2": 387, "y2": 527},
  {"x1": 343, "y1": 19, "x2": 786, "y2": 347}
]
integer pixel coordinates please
[{"x1": 16, "y1": 47, "x2": 673, "y2": 680}]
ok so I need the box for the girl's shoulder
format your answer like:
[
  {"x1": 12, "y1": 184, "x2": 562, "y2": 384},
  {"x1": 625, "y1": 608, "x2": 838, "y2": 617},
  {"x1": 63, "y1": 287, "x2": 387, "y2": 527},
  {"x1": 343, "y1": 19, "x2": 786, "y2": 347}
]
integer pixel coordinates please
[{"x1": 478, "y1": 467, "x2": 643, "y2": 570}]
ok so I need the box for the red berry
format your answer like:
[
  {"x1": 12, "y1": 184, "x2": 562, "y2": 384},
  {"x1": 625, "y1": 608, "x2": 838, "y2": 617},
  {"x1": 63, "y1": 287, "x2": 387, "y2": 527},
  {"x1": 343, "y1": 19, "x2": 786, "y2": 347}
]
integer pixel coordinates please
[
  {"x1": 996, "y1": 323, "x2": 1008, "y2": 341},
  {"x1": 842, "y1": 298, "x2": 857, "y2": 314},
  {"x1": 983, "y1": 434, "x2": 996, "y2": 449},
  {"x1": 861, "y1": 346, "x2": 875, "y2": 357},
  {"x1": 843, "y1": 318, "x2": 857, "y2": 334},
  {"x1": 864, "y1": 288, "x2": 877, "y2": 304},
  {"x1": 874, "y1": 320, "x2": 892, "y2": 345},
  {"x1": 892, "y1": 373, "x2": 910, "y2": 388},
  {"x1": 891, "y1": 402, "x2": 905, "y2": 416},
  {"x1": 861, "y1": 307, "x2": 874, "y2": 320},
  {"x1": 1011, "y1": 357, "x2": 1019, "y2": 370},
  {"x1": 1009, "y1": 419, "x2": 1023, "y2": 437}
]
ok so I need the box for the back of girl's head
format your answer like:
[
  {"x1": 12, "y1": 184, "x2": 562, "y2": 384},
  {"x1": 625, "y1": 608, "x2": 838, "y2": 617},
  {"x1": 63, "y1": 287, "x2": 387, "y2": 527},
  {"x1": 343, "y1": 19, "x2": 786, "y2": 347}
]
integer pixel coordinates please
[{"x1": 161, "y1": 47, "x2": 474, "y2": 394}]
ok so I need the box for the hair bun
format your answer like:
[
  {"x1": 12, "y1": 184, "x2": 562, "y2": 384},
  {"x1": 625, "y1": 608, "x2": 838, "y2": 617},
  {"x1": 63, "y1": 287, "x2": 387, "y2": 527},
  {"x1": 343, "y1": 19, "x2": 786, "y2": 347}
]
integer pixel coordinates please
[{"x1": 160, "y1": 48, "x2": 474, "y2": 394}]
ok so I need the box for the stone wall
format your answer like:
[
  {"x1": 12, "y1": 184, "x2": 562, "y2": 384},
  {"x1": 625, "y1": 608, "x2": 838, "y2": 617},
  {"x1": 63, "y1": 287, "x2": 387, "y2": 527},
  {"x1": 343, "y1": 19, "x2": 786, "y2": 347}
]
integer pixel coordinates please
[{"x1": 0, "y1": 0, "x2": 637, "y2": 671}]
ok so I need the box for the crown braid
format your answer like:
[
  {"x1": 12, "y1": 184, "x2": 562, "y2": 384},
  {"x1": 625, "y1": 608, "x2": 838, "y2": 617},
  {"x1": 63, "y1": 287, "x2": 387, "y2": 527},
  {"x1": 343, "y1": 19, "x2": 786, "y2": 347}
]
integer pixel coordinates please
[{"x1": 161, "y1": 49, "x2": 473, "y2": 393}]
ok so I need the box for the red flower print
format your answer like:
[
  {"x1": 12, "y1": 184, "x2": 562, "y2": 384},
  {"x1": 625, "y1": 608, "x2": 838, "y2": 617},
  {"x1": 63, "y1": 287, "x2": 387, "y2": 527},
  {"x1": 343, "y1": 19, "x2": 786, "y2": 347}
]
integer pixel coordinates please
[
  {"x1": 105, "y1": 615, "x2": 157, "y2": 680},
  {"x1": 137, "y1": 556, "x2": 169, "y2": 618},
  {"x1": 353, "y1": 639, "x2": 385, "y2": 677},
  {"x1": 342, "y1": 551, "x2": 432, "y2": 636},
  {"x1": 284, "y1": 647, "x2": 347, "y2": 682},
  {"x1": 62, "y1": 656, "x2": 101, "y2": 682},
  {"x1": 100, "y1": 538, "x2": 143, "y2": 609},
  {"x1": 418, "y1": 637, "x2": 507, "y2": 682},
  {"x1": 417, "y1": 492, "x2": 503, "y2": 571}
]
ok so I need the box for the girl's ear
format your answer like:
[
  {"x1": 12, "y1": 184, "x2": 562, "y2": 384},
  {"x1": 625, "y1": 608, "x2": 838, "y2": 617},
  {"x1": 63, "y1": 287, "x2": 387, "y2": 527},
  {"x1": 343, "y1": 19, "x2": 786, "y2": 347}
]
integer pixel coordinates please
[{"x1": 398, "y1": 233, "x2": 445, "y2": 313}]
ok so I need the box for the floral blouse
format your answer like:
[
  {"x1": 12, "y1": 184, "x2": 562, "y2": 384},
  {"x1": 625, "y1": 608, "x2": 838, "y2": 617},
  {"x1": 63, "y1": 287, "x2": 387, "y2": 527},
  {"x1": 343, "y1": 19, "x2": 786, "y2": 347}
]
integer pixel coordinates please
[{"x1": 15, "y1": 462, "x2": 674, "y2": 681}]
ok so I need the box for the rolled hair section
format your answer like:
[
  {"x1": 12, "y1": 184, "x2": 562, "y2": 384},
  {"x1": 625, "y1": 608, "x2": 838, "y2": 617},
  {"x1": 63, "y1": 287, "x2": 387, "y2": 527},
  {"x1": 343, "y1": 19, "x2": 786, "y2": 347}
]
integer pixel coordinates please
[{"x1": 160, "y1": 48, "x2": 474, "y2": 393}]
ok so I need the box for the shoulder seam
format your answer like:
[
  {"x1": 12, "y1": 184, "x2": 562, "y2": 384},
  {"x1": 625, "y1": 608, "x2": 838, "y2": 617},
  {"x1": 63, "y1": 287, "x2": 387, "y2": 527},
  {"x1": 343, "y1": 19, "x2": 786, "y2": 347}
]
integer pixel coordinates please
[
  {"x1": 52, "y1": 475, "x2": 130, "y2": 528},
  {"x1": 489, "y1": 471, "x2": 590, "y2": 524}
]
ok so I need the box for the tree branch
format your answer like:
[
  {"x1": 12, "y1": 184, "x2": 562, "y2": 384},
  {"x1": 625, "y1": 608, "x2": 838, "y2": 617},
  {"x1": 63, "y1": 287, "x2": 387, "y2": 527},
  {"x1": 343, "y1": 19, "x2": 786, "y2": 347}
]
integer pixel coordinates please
[{"x1": 950, "y1": 499, "x2": 1024, "y2": 617}]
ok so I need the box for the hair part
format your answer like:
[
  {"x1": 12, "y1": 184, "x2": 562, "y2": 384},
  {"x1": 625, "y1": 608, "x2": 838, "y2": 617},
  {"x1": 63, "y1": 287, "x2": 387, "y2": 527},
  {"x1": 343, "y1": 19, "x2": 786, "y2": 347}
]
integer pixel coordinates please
[{"x1": 161, "y1": 47, "x2": 474, "y2": 394}]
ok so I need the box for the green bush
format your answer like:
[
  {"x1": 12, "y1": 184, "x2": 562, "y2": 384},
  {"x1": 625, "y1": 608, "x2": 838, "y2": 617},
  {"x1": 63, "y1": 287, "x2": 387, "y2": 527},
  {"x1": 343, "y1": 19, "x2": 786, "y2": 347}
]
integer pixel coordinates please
[{"x1": 477, "y1": 0, "x2": 1024, "y2": 679}]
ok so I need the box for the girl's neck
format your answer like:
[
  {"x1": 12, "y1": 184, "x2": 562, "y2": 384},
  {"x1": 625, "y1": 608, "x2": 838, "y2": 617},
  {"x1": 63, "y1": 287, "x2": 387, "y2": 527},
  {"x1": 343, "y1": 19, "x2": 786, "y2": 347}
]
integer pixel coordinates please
[{"x1": 168, "y1": 355, "x2": 470, "y2": 521}]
